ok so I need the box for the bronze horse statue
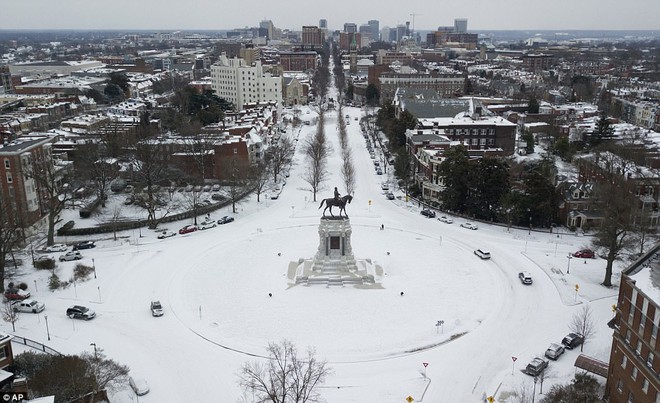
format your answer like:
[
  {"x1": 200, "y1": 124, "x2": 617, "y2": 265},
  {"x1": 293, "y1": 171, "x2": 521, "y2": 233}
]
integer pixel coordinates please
[{"x1": 319, "y1": 194, "x2": 353, "y2": 218}]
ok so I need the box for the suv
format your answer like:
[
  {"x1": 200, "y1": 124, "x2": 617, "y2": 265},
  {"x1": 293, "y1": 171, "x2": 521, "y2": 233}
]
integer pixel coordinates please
[
  {"x1": 420, "y1": 209, "x2": 436, "y2": 218},
  {"x1": 198, "y1": 220, "x2": 217, "y2": 230},
  {"x1": 150, "y1": 301, "x2": 164, "y2": 317},
  {"x1": 66, "y1": 305, "x2": 96, "y2": 320},
  {"x1": 524, "y1": 357, "x2": 548, "y2": 376},
  {"x1": 561, "y1": 332, "x2": 584, "y2": 350},
  {"x1": 474, "y1": 249, "x2": 491, "y2": 260},
  {"x1": 544, "y1": 343, "x2": 565, "y2": 360},
  {"x1": 518, "y1": 272, "x2": 533, "y2": 285},
  {"x1": 59, "y1": 251, "x2": 82, "y2": 262}
]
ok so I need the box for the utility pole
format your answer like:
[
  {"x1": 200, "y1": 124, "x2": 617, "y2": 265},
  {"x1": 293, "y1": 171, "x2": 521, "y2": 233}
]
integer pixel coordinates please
[{"x1": 410, "y1": 13, "x2": 421, "y2": 38}]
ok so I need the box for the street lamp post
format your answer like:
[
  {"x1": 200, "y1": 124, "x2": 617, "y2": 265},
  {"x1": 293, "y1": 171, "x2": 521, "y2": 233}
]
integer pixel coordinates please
[
  {"x1": 90, "y1": 343, "x2": 98, "y2": 360},
  {"x1": 527, "y1": 208, "x2": 532, "y2": 235},
  {"x1": 532, "y1": 376, "x2": 538, "y2": 403},
  {"x1": 44, "y1": 315, "x2": 50, "y2": 341},
  {"x1": 567, "y1": 255, "x2": 573, "y2": 274},
  {"x1": 92, "y1": 258, "x2": 97, "y2": 279}
]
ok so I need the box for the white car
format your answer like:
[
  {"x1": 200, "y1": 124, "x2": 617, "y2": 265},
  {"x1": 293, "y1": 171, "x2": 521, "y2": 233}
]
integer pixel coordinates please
[
  {"x1": 13, "y1": 299, "x2": 45, "y2": 313},
  {"x1": 157, "y1": 231, "x2": 176, "y2": 239},
  {"x1": 198, "y1": 220, "x2": 217, "y2": 230},
  {"x1": 45, "y1": 244, "x2": 68, "y2": 252},
  {"x1": 438, "y1": 215, "x2": 453, "y2": 224},
  {"x1": 381, "y1": 183, "x2": 390, "y2": 191},
  {"x1": 59, "y1": 251, "x2": 82, "y2": 262},
  {"x1": 474, "y1": 249, "x2": 491, "y2": 260},
  {"x1": 460, "y1": 222, "x2": 478, "y2": 230},
  {"x1": 129, "y1": 376, "x2": 150, "y2": 396}
]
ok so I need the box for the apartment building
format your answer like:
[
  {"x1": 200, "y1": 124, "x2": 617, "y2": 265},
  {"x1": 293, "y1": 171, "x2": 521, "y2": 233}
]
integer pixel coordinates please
[
  {"x1": 605, "y1": 243, "x2": 660, "y2": 402},
  {"x1": 210, "y1": 54, "x2": 281, "y2": 111},
  {"x1": 378, "y1": 71, "x2": 465, "y2": 100}
]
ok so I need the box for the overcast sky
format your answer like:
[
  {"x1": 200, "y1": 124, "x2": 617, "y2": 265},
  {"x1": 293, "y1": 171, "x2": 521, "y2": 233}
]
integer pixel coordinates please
[{"x1": 2, "y1": 0, "x2": 659, "y2": 31}]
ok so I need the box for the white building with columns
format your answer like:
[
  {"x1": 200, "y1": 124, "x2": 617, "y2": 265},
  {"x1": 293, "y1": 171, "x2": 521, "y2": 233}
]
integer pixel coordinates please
[{"x1": 210, "y1": 54, "x2": 281, "y2": 111}]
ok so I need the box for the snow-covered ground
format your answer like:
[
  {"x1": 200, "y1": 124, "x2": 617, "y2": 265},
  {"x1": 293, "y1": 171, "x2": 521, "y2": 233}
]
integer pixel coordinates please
[{"x1": 6, "y1": 101, "x2": 628, "y2": 402}]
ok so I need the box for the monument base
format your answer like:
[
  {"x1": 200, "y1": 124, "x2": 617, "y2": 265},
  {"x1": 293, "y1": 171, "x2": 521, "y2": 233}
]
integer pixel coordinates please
[{"x1": 290, "y1": 258, "x2": 379, "y2": 287}]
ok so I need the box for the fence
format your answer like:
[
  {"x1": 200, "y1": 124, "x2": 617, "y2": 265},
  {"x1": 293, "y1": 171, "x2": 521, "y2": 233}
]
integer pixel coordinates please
[{"x1": 11, "y1": 335, "x2": 63, "y2": 356}]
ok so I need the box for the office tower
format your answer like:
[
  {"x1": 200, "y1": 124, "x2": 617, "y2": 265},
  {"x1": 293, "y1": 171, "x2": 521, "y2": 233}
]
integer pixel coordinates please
[
  {"x1": 454, "y1": 18, "x2": 468, "y2": 33},
  {"x1": 344, "y1": 23, "x2": 357, "y2": 33},
  {"x1": 368, "y1": 20, "x2": 380, "y2": 41}
]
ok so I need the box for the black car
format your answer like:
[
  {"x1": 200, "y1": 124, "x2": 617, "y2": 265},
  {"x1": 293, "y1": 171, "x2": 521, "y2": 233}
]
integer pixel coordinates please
[
  {"x1": 218, "y1": 216, "x2": 235, "y2": 225},
  {"x1": 73, "y1": 241, "x2": 96, "y2": 250},
  {"x1": 561, "y1": 332, "x2": 585, "y2": 349},
  {"x1": 66, "y1": 305, "x2": 96, "y2": 320},
  {"x1": 420, "y1": 209, "x2": 436, "y2": 218}
]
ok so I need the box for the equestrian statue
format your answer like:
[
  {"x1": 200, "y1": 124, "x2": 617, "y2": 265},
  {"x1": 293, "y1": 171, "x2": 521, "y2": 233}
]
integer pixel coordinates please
[{"x1": 319, "y1": 188, "x2": 353, "y2": 218}]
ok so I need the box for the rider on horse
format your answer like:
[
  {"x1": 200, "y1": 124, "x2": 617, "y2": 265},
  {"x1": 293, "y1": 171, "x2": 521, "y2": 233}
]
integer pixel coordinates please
[{"x1": 334, "y1": 187, "x2": 341, "y2": 203}]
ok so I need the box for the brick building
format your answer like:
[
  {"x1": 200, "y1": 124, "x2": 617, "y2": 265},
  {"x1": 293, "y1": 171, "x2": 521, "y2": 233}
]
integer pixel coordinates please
[
  {"x1": 279, "y1": 52, "x2": 318, "y2": 72},
  {"x1": 605, "y1": 243, "x2": 660, "y2": 402},
  {"x1": 301, "y1": 26, "x2": 325, "y2": 49}
]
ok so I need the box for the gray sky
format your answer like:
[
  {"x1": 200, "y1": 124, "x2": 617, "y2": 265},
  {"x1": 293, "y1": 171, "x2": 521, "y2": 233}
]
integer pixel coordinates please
[{"x1": 2, "y1": 0, "x2": 659, "y2": 31}]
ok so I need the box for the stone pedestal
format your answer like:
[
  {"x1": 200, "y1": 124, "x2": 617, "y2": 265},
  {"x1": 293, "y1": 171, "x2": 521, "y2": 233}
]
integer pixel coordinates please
[{"x1": 292, "y1": 217, "x2": 377, "y2": 286}]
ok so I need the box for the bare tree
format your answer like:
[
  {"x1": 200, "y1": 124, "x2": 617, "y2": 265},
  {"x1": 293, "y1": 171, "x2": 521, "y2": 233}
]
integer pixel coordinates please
[
  {"x1": 238, "y1": 340, "x2": 331, "y2": 403},
  {"x1": 0, "y1": 197, "x2": 22, "y2": 292},
  {"x1": 131, "y1": 143, "x2": 171, "y2": 229},
  {"x1": 250, "y1": 161, "x2": 272, "y2": 203},
  {"x1": 22, "y1": 149, "x2": 74, "y2": 246},
  {"x1": 301, "y1": 114, "x2": 330, "y2": 202},
  {"x1": 220, "y1": 157, "x2": 250, "y2": 214},
  {"x1": 341, "y1": 148, "x2": 357, "y2": 196},
  {"x1": 184, "y1": 132, "x2": 215, "y2": 183},
  {"x1": 268, "y1": 137, "x2": 295, "y2": 184},
  {"x1": 74, "y1": 142, "x2": 118, "y2": 207},
  {"x1": 2, "y1": 301, "x2": 19, "y2": 332},
  {"x1": 180, "y1": 190, "x2": 204, "y2": 225},
  {"x1": 82, "y1": 348, "x2": 130, "y2": 393},
  {"x1": 569, "y1": 305, "x2": 597, "y2": 352}
]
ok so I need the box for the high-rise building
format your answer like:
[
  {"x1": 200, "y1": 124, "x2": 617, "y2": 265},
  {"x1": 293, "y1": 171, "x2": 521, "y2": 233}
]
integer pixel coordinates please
[
  {"x1": 259, "y1": 20, "x2": 274, "y2": 40},
  {"x1": 454, "y1": 18, "x2": 468, "y2": 33},
  {"x1": 344, "y1": 23, "x2": 357, "y2": 33},
  {"x1": 211, "y1": 54, "x2": 281, "y2": 110},
  {"x1": 368, "y1": 20, "x2": 380, "y2": 41},
  {"x1": 302, "y1": 26, "x2": 325, "y2": 49},
  {"x1": 319, "y1": 19, "x2": 327, "y2": 29},
  {"x1": 359, "y1": 24, "x2": 372, "y2": 42}
]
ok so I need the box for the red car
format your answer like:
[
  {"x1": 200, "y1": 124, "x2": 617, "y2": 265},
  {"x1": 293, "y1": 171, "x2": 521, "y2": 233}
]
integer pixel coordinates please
[
  {"x1": 573, "y1": 249, "x2": 595, "y2": 259},
  {"x1": 178, "y1": 225, "x2": 198, "y2": 235},
  {"x1": 4, "y1": 289, "x2": 30, "y2": 301}
]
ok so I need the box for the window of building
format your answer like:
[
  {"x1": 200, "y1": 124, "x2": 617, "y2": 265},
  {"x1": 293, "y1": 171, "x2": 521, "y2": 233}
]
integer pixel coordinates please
[
  {"x1": 628, "y1": 391, "x2": 634, "y2": 403},
  {"x1": 643, "y1": 379, "x2": 649, "y2": 393},
  {"x1": 632, "y1": 366, "x2": 638, "y2": 380},
  {"x1": 617, "y1": 379, "x2": 623, "y2": 393},
  {"x1": 648, "y1": 352, "x2": 654, "y2": 368},
  {"x1": 6, "y1": 172, "x2": 12, "y2": 183},
  {"x1": 3, "y1": 159, "x2": 9, "y2": 169},
  {"x1": 656, "y1": 391, "x2": 660, "y2": 403},
  {"x1": 0, "y1": 346, "x2": 6, "y2": 360},
  {"x1": 623, "y1": 355, "x2": 628, "y2": 368},
  {"x1": 637, "y1": 341, "x2": 643, "y2": 355},
  {"x1": 627, "y1": 329, "x2": 632, "y2": 344}
]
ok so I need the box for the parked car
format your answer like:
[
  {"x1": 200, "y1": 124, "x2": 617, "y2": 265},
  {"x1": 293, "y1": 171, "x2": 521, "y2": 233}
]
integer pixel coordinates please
[
  {"x1": 573, "y1": 249, "x2": 596, "y2": 259},
  {"x1": 474, "y1": 249, "x2": 491, "y2": 260},
  {"x1": 59, "y1": 251, "x2": 82, "y2": 262},
  {"x1": 13, "y1": 299, "x2": 45, "y2": 313},
  {"x1": 376, "y1": 169, "x2": 383, "y2": 175},
  {"x1": 544, "y1": 343, "x2": 565, "y2": 360},
  {"x1": 66, "y1": 305, "x2": 96, "y2": 320},
  {"x1": 73, "y1": 241, "x2": 96, "y2": 250},
  {"x1": 199, "y1": 220, "x2": 217, "y2": 230},
  {"x1": 150, "y1": 301, "x2": 164, "y2": 317},
  {"x1": 124, "y1": 185, "x2": 135, "y2": 193},
  {"x1": 518, "y1": 271, "x2": 533, "y2": 285},
  {"x1": 386, "y1": 192, "x2": 395, "y2": 200},
  {"x1": 460, "y1": 222, "x2": 478, "y2": 230},
  {"x1": 34, "y1": 256, "x2": 55, "y2": 265},
  {"x1": 420, "y1": 209, "x2": 436, "y2": 218},
  {"x1": 178, "y1": 225, "x2": 198, "y2": 235},
  {"x1": 381, "y1": 183, "x2": 389, "y2": 191},
  {"x1": 218, "y1": 216, "x2": 235, "y2": 225},
  {"x1": 129, "y1": 376, "x2": 150, "y2": 396},
  {"x1": 4, "y1": 289, "x2": 30, "y2": 301},
  {"x1": 211, "y1": 193, "x2": 225, "y2": 201},
  {"x1": 561, "y1": 332, "x2": 585, "y2": 350},
  {"x1": 211, "y1": 184, "x2": 221, "y2": 192},
  {"x1": 157, "y1": 231, "x2": 176, "y2": 239},
  {"x1": 45, "y1": 244, "x2": 68, "y2": 252},
  {"x1": 524, "y1": 357, "x2": 548, "y2": 376},
  {"x1": 438, "y1": 215, "x2": 453, "y2": 224},
  {"x1": 184, "y1": 185, "x2": 194, "y2": 192},
  {"x1": 123, "y1": 197, "x2": 134, "y2": 205},
  {"x1": 202, "y1": 185, "x2": 211, "y2": 192},
  {"x1": 192, "y1": 185, "x2": 203, "y2": 192}
]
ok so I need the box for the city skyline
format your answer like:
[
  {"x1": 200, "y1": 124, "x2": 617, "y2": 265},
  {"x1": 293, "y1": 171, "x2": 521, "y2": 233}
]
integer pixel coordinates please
[{"x1": 2, "y1": 0, "x2": 660, "y2": 32}]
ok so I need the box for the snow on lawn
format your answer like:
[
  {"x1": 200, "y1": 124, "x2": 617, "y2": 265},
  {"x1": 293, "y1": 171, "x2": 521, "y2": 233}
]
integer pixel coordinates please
[{"x1": 5, "y1": 101, "x2": 631, "y2": 403}]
